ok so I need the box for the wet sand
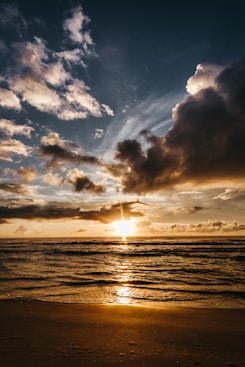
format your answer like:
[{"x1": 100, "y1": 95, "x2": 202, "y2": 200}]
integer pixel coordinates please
[{"x1": 0, "y1": 299, "x2": 244, "y2": 366}]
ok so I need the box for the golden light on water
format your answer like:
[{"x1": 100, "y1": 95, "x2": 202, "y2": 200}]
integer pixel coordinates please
[
  {"x1": 116, "y1": 261, "x2": 132, "y2": 304},
  {"x1": 117, "y1": 284, "x2": 131, "y2": 304}
]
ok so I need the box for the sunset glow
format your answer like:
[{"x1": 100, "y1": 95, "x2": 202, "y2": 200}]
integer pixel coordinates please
[
  {"x1": 0, "y1": 1, "x2": 244, "y2": 238},
  {"x1": 0, "y1": 4, "x2": 245, "y2": 365},
  {"x1": 113, "y1": 220, "x2": 135, "y2": 241}
]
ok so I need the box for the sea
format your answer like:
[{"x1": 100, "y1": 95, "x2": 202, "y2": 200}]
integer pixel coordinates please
[{"x1": 0, "y1": 236, "x2": 245, "y2": 308}]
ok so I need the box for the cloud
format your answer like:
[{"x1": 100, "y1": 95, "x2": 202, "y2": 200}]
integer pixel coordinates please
[
  {"x1": 0, "y1": 201, "x2": 144, "y2": 224},
  {"x1": 11, "y1": 73, "x2": 62, "y2": 114},
  {"x1": 77, "y1": 228, "x2": 87, "y2": 233},
  {"x1": 15, "y1": 167, "x2": 38, "y2": 182},
  {"x1": 0, "y1": 6, "x2": 113, "y2": 120},
  {"x1": 14, "y1": 225, "x2": 28, "y2": 235},
  {"x1": 78, "y1": 201, "x2": 144, "y2": 223},
  {"x1": 164, "y1": 220, "x2": 245, "y2": 233},
  {"x1": 0, "y1": 88, "x2": 21, "y2": 110},
  {"x1": 0, "y1": 120, "x2": 33, "y2": 163},
  {"x1": 39, "y1": 132, "x2": 102, "y2": 168},
  {"x1": 171, "y1": 206, "x2": 203, "y2": 215},
  {"x1": 63, "y1": 6, "x2": 93, "y2": 53},
  {"x1": 101, "y1": 104, "x2": 114, "y2": 116},
  {"x1": 94, "y1": 128, "x2": 104, "y2": 139},
  {"x1": 43, "y1": 172, "x2": 64, "y2": 186},
  {"x1": 213, "y1": 188, "x2": 243, "y2": 201},
  {"x1": 98, "y1": 93, "x2": 180, "y2": 161},
  {"x1": 0, "y1": 119, "x2": 33, "y2": 138},
  {"x1": 55, "y1": 49, "x2": 84, "y2": 64},
  {"x1": 0, "y1": 138, "x2": 32, "y2": 161},
  {"x1": 67, "y1": 168, "x2": 105, "y2": 194},
  {"x1": 0, "y1": 3, "x2": 26, "y2": 30},
  {"x1": 115, "y1": 58, "x2": 245, "y2": 193},
  {"x1": 186, "y1": 63, "x2": 225, "y2": 95},
  {"x1": 0, "y1": 183, "x2": 31, "y2": 195},
  {"x1": 63, "y1": 80, "x2": 106, "y2": 118},
  {"x1": 0, "y1": 204, "x2": 80, "y2": 222}
]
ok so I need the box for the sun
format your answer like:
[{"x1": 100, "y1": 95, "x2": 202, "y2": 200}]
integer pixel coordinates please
[{"x1": 113, "y1": 219, "x2": 135, "y2": 241}]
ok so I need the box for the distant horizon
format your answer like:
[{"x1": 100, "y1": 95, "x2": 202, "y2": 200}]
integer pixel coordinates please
[{"x1": 1, "y1": 234, "x2": 245, "y2": 240}]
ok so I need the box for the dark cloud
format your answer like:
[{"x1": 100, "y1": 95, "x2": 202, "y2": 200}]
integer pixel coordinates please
[
  {"x1": 67, "y1": 169, "x2": 105, "y2": 194},
  {"x1": 0, "y1": 204, "x2": 79, "y2": 221},
  {"x1": 0, "y1": 182, "x2": 31, "y2": 195},
  {"x1": 39, "y1": 143, "x2": 101, "y2": 167},
  {"x1": 0, "y1": 201, "x2": 144, "y2": 224},
  {"x1": 39, "y1": 133, "x2": 102, "y2": 168},
  {"x1": 72, "y1": 176, "x2": 105, "y2": 194},
  {"x1": 78, "y1": 201, "x2": 144, "y2": 223},
  {"x1": 115, "y1": 59, "x2": 245, "y2": 193}
]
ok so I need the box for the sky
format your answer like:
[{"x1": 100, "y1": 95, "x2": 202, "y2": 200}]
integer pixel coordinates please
[{"x1": 0, "y1": 0, "x2": 245, "y2": 237}]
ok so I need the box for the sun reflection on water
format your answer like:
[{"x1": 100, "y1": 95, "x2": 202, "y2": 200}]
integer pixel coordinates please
[
  {"x1": 117, "y1": 284, "x2": 131, "y2": 304},
  {"x1": 115, "y1": 246, "x2": 133, "y2": 304}
]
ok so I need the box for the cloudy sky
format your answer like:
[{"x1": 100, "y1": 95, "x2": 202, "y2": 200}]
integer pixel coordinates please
[{"x1": 0, "y1": 0, "x2": 245, "y2": 237}]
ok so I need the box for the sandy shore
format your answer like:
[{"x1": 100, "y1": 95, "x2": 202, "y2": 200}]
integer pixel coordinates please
[{"x1": 0, "y1": 299, "x2": 244, "y2": 367}]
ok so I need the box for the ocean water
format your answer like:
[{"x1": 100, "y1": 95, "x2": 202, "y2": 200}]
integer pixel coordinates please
[{"x1": 0, "y1": 237, "x2": 245, "y2": 308}]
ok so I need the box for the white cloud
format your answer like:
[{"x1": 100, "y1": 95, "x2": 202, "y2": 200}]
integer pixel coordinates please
[
  {"x1": 0, "y1": 138, "x2": 32, "y2": 161},
  {"x1": 1, "y1": 6, "x2": 113, "y2": 121},
  {"x1": 63, "y1": 6, "x2": 93, "y2": 53},
  {"x1": 186, "y1": 63, "x2": 226, "y2": 95},
  {"x1": 42, "y1": 62, "x2": 71, "y2": 86},
  {"x1": 13, "y1": 37, "x2": 71, "y2": 86},
  {"x1": 0, "y1": 119, "x2": 34, "y2": 138},
  {"x1": 41, "y1": 132, "x2": 66, "y2": 147},
  {"x1": 55, "y1": 49, "x2": 85, "y2": 64},
  {"x1": 0, "y1": 88, "x2": 21, "y2": 110},
  {"x1": 12, "y1": 74, "x2": 62, "y2": 113},
  {"x1": 102, "y1": 104, "x2": 114, "y2": 116},
  {"x1": 57, "y1": 109, "x2": 88, "y2": 120},
  {"x1": 94, "y1": 128, "x2": 104, "y2": 139},
  {"x1": 13, "y1": 37, "x2": 48, "y2": 76},
  {"x1": 213, "y1": 188, "x2": 243, "y2": 201},
  {"x1": 65, "y1": 80, "x2": 102, "y2": 117}
]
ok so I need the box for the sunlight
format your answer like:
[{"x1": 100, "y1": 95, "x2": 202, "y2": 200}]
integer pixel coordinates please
[
  {"x1": 113, "y1": 219, "x2": 135, "y2": 241},
  {"x1": 117, "y1": 285, "x2": 131, "y2": 304}
]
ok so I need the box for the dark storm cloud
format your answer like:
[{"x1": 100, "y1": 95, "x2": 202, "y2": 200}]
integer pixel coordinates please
[
  {"x1": 0, "y1": 182, "x2": 30, "y2": 195},
  {"x1": 115, "y1": 59, "x2": 245, "y2": 193},
  {"x1": 0, "y1": 201, "x2": 143, "y2": 224}
]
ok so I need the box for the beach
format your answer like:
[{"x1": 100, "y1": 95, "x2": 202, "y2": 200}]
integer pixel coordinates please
[{"x1": 0, "y1": 299, "x2": 244, "y2": 367}]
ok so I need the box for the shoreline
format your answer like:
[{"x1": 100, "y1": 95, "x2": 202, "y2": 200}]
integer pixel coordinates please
[
  {"x1": 0, "y1": 299, "x2": 245, "y2": 366},
  {"x1": 1, "y1": 296, "x2": 245, "y2": 309}
]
